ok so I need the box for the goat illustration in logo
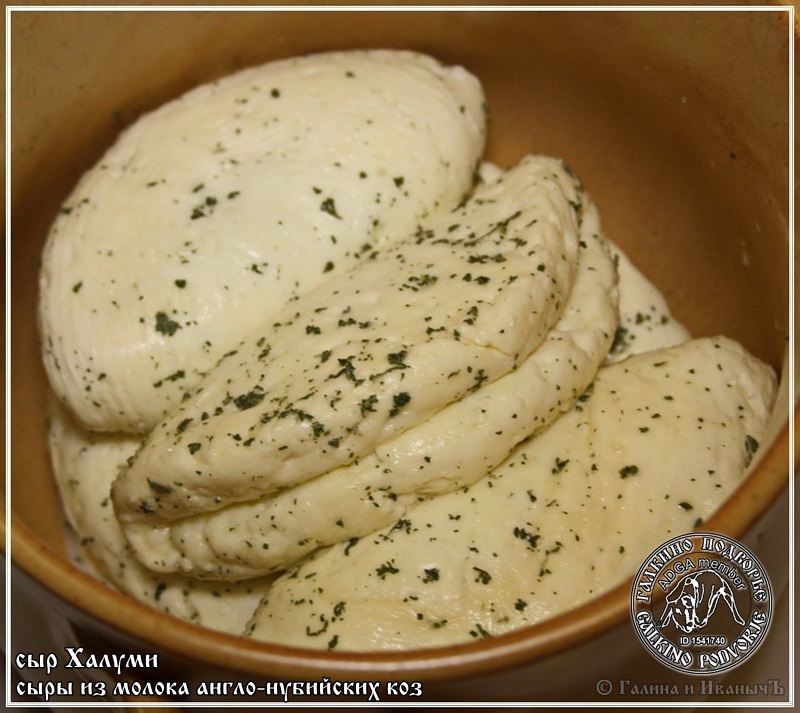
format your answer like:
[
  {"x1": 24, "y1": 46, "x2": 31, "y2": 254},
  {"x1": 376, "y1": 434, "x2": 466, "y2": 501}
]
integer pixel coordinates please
[{"x1": 659, "y1": 570, "x2": 746, "y2": 634}]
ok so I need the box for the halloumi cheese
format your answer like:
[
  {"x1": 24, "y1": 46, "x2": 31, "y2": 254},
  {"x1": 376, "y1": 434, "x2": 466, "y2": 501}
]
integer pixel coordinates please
[
  {"x1": 117, "y1": 173, "x2": 617, "y2": 579},
  {"x1": 39, "y1": 50, "x2": 486, "y2": 434},
  {"x1": 604, "y1": 244, "x2": 690, "y2": 362},
  {"x1": 38, "y1": 48, "x2": 777, "y2": 653},
  {"x1": 47, "y1": 403, "x2": 267, "y2": 634},
  {"x1": 245, "y1": 336, "x2": 776, "y2": 650},
  {"x1": 112, "y1": 156, "x2": 584, "y2": 535}
]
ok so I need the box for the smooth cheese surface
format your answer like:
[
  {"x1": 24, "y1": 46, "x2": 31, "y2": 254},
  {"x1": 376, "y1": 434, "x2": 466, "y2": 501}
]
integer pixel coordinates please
[
  {"x1": 112, "y1": 156, "x2": 583, "y2": 534},
  {"x1": 245, "y1": 336, "x2": 776, "y2": 650},
  {"x1": 115, "y1": 174, "x2": 618, "y2": 580},
  {"x1": 39, "y1": 50, "x2": 486, "y2": 434},
  {"x1": 47, "y1": 403, "x2": 267, "y2": 634}
]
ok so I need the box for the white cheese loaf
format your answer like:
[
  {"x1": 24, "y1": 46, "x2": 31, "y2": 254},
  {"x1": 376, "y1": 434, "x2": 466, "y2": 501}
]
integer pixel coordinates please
[
  {"x1": 47, "y1": 402, "x2": 267, "y2": 634},
  {"x1": 115, "y1": 172, "x2": 618, "y2": 579},
  {"x1": 39, "y1": 49, "x2": 486, "y2": 434},
  {"x1": 111, "y1": 155, "x2": 584, "y2": 534},
  {"x1": 245, "y1": 336, "x2": 776, "y2": 650}
]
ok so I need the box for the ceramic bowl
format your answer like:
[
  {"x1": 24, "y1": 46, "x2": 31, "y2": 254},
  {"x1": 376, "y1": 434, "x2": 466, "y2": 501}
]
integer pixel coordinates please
[{"x1": 8, "y1": 6, "x2": 794, "y2": 706}]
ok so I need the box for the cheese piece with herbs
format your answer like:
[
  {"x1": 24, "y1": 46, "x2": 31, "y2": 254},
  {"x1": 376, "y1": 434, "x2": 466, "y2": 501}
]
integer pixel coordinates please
[
  {"x1": 112, "y1": 155, "x2": 584, "y2": 540},
  {"x1": 116, "y1": 180, "x2": 618, "y2": 579},
  {"x1": 39, "y1": 49, "x2": 486, "y2": 434},
  {"x1": 604, "y1": 243, "x2": 690, "y2": 363},
  {"x1": 245, "y1": 336, "x2": 776, "y2": 650},
  {"x1": 47, "y1": 402, "x2": 267, "y2": 634}
]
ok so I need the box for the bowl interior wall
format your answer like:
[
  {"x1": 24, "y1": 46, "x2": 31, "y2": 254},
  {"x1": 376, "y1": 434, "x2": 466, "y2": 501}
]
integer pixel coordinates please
[{"x1": 10, "y1": 5, "x2": 791, "y2": 647}]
